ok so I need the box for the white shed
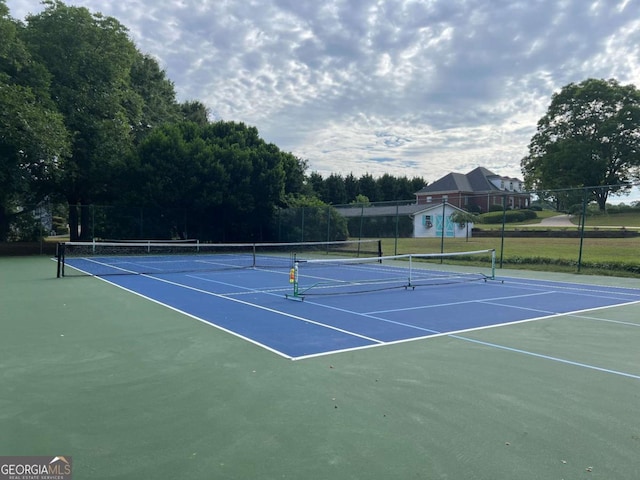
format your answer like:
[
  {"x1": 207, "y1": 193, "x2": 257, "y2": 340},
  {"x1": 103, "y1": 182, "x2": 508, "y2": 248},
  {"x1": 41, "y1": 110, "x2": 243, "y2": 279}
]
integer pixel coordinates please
[{"x1": 412, "y1": 203, "x2": 473, "y2": 238}]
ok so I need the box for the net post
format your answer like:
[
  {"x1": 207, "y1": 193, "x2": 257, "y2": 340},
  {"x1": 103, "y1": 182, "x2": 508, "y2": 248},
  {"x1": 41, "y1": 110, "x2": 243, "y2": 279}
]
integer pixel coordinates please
[
  {"x1": 285, "y1": 261, "x2": 304, "y2": 301},
  {"x1": 490, "y1": 248, "x2": 496, "y2": 280},
  {"x1": 377, "y1": 239, "x2": 382, "y2": 263},
  {"x1": 252, "y1": 243, "x2": 257, "y2": 268}
]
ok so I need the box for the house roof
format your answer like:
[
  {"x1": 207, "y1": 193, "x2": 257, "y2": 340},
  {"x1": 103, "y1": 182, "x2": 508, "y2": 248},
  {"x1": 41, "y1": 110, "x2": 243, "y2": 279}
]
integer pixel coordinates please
[{"x1": 416, "y1": 166, "x2": 523, "y2": 195}]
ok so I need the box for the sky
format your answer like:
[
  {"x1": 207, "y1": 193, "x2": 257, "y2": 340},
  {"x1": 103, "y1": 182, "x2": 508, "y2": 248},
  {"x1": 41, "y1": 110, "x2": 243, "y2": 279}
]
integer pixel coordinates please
[{"x1": 5, "y1": 0, "x2": 640, "y2": 200}]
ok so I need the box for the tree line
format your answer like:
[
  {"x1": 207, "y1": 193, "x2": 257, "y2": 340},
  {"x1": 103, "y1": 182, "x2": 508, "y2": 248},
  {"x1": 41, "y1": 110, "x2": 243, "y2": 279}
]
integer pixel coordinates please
[{"x1": 0, "y1": 1, "x2": 425, "y2": 242}]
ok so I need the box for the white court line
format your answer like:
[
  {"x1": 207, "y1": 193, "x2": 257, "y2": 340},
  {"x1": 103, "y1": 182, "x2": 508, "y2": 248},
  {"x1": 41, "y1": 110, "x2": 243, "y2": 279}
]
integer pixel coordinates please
[
  {"x1": 184, "y1": 274, "x2": 423, "y2": 335},
  {"x1": 138, "y1": 274, "x2": 384, "y2": 345},
  {"x1": 78, "y1": 274, "x2": 293, "y2": 359},
  {"x1": 568, "y1": 314, "x2": 640, "y2": 327},
  {"x1": 365, "y1": 290, "x2": 555, "y2": 315},
  {"x1": 450, "y1": 335, "x2": 640, "y2": 381},
  {"x1": 77, "y1": 257, "x2": 146, "y2": 274},
  {"x1": 64, "y1": 263, "x2": 386, "y2": 356},
  {"x1": 64, "y1": 260, "x2": 640, "y2": 372},
  {"x1": 497, "y1": 277, "x2": 640, "y2": 298},
  {"x1": 294, "y1": 301, "x2": 640, "y2": 372}
]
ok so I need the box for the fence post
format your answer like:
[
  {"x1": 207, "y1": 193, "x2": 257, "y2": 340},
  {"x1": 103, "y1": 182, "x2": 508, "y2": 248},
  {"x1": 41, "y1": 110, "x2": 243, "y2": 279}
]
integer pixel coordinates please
[
  {"x1": 577, "y1": 187, "x2": 588, "y2": 272},
  {"x1": 326, "y1": 205, "x2": 331, "y2": 242},
  {"x1": 499, "y1": 195, "x2": 507, "y2": 268},
  {"x1": 277, "y1": 207, "x2": 281, "y2": 242},
  {"x1": 440, "y1": 199, "x2": 446, "y2": 256},
  {"x1": 394, "y1": 203, "x2": 399, "y2": 255}
]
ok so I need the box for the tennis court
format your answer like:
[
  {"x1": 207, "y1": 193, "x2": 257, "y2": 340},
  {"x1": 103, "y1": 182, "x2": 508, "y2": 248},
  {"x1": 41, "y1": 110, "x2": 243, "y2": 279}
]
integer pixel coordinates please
[
  {"x1": 57, "y1": 241, "x2": 640, "y2": 362},
  {"x1": 2, "y1": 243, "x2": 640, "y2": 479}
]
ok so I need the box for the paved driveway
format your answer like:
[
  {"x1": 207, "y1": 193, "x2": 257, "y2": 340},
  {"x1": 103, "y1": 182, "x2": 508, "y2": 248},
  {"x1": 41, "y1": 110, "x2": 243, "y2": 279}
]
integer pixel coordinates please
[{"x1": 538, "y1": 214, "x2": 575, "y2": 227}]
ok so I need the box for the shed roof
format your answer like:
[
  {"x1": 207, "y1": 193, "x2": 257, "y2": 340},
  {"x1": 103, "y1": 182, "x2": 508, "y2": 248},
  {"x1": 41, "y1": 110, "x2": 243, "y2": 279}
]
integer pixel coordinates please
[
  {"x1": 335, "y1": 203, "x2": 426, "y2": 218},
  {"x1": 335, "y1": 202, "x2": 466, "y2": 218}
]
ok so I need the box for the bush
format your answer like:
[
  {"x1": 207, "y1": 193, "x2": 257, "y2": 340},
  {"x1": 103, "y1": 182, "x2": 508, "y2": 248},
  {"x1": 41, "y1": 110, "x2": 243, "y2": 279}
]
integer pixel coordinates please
[
  {"x1": 479, "y1": 209, "x2": 537, "y2": 224},
  {"x1": 466, "y1": 204, "x2": 483, "y2": 214},
  {"x1": 606, "y1": 204, "x2": 636, "y2": 214},
  {"x1": 8, "y1": 213, "x2": 44, "y2": 242}
]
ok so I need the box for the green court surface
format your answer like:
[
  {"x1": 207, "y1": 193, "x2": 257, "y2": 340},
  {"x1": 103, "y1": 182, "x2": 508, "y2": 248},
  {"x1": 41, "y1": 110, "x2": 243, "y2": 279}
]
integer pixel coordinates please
[{"x1": 2, "y1": 256, "x2": 640, "y2": 479}]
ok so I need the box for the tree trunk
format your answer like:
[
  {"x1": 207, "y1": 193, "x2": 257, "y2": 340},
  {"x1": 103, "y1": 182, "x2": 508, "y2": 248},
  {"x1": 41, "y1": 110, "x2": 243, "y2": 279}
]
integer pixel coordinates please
[
  {"x1": 68, "y1": 204, "x2": 79, "y2": 241},
  {"x1": 595, "y1": 190, "x2": 608, "y2": 211},
  {"x1": 80, "y1": 204, "x2": 92, "y2": 240},
  {"x1": 0, "y1": 208, "x2": 9, "y2": 242}
]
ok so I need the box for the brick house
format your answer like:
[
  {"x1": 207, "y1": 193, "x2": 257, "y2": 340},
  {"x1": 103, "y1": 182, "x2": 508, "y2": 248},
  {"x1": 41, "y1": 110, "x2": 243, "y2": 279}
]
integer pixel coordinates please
[{"x1": 415, "y1": 167, "x2": 530, "y2": 212}]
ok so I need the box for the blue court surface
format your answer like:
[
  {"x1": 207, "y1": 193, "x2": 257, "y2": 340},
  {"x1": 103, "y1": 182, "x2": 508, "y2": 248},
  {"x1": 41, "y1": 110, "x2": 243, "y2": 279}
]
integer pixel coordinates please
[{"x1": 63, "y1": 255, "x2": 640, "y2": 360}]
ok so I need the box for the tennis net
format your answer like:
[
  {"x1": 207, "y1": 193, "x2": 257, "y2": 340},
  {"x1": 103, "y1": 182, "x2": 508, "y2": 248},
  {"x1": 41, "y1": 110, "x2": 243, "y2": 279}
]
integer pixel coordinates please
[
  {"x1": 286, "y1": 249, "x2": 496, "y2": 299},
  {"x1": 56, "y1": 239, "x2": 382, "y2": 277}
]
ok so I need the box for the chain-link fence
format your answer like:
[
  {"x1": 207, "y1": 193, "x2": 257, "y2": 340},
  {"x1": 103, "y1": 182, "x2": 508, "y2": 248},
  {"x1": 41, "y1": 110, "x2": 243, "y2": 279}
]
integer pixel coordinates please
[{"x1": 2, "y1": 185, "x2": 640, "y2": 277}]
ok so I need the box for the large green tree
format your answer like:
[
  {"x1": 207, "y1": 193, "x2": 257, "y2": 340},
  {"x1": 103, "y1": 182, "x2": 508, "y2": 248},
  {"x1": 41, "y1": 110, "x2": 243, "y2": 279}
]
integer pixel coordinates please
[
  {"x1": 180, "y1": 100, "x2": 210, "y2": 126},
  {"x1": 129, "y1": 52, "x2": 181, "y2": 142},
  {"x1": 0, "y1": 2, "x2": 69, "y2": 240},
  {"x1": 22, "y1": 1, "x2": 142, "y2": 239},
  {"x1": 124, "y1": 121, "x2": 302, "y2": 241},
  {"x1": 522, "y1": 78, "x2": 640, "y2": 210}
]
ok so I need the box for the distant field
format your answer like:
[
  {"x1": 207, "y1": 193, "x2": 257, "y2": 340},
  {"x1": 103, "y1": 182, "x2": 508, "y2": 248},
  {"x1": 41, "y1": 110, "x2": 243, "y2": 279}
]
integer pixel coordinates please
[
  {"x1": 382, "y1": 236, "x2": 640, "y2": 276},
  {"x1": 480, "y1": 210, "x2": 640, "y2": 229},
  {"x1": 384, "y1": 236, "x2": 639, "y2": 262},
  {"x1": 583, "y1": 212, "x2": 640, "y2": 227}
]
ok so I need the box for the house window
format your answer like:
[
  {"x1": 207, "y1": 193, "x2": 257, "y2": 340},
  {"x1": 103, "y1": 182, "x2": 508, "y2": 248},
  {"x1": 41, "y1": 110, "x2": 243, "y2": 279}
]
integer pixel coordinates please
[
  {"x1": 443, "y1": 195, "x2": 448, "y2": 201},
  {"x1": 426, "y1": 196, "x2": 432, "y2": 203},
  {"x1": 422, "y1": 215, "x2": 432, "y2": 227}
]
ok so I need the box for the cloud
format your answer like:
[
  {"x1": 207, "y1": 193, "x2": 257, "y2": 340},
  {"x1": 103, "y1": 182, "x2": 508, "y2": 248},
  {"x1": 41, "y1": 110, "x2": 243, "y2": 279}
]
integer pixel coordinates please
[{"x1": 6, "y1": 0, "x2": 640, "y2": 185}]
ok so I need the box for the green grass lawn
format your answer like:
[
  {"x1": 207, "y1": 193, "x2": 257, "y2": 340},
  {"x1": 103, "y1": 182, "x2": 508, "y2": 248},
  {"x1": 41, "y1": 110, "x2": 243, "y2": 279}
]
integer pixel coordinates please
[
  {"x1": 479, "y1": 210, "x2": 640, "y2": 229},
  {"x1": 382, "y1": 236, "x2": 640, "y2": 277},
  {"x1": 582, "y1": 212, "x2": 640, "y2": 227}
]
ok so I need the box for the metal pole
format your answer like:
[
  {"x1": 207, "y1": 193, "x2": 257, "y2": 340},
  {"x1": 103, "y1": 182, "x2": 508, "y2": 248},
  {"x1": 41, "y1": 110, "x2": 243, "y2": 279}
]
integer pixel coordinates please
[
  {"x1": 577, "y1": 187, "x2": 588, "y2": 272},
  {"x1": 277, "y1": 207, "x2": 281, "y2": 242},
  {"x1": 440, "y1": 199, "x2": 446, "y2": 261},
  {"x1": 500, "y1": 195, "x2": 507, "y2": 268},
  {"x1": 394, "y1": 203, "x2": 399, "y2": 255}
]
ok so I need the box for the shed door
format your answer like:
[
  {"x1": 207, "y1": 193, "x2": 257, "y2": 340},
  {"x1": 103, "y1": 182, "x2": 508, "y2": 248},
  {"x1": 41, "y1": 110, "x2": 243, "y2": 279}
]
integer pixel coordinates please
[{"x1": 435, "y1": 215, "x2": 455, "y2": 237}]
